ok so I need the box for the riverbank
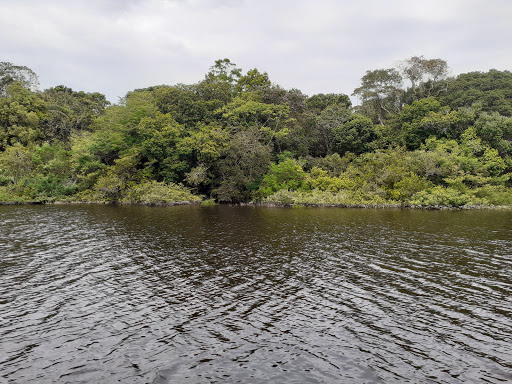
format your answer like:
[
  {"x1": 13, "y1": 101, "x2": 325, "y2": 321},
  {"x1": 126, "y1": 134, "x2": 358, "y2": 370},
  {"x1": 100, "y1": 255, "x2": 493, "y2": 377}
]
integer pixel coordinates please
[
  {"x1": 0, "y1": 198, "x2": 203, "y2": 207},
  {"x1": 2, "y1": 197, "x2": 511, "y2": 210},
  {"x1": 250, "y1": 201, "x2": 512, "y2": 210}
]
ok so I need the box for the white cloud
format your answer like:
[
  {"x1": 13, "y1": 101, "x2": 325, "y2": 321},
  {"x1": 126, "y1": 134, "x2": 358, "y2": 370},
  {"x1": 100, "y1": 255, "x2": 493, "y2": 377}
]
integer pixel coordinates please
[{"x1": 1, "y1": 0, "x2": 511, "y2": 102}]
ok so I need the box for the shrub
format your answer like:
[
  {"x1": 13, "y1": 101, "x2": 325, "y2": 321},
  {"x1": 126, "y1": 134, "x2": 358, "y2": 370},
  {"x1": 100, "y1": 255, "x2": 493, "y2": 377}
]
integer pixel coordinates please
[
  {"x1": 258, "y1": 158, "x2": 307, "y2": 197},
  {"x1": 120, "y1": 181, "x2": 201, "y2": 204},
  {"x1": 409, "y1": 187, "x2": 484, "y2": 207}
]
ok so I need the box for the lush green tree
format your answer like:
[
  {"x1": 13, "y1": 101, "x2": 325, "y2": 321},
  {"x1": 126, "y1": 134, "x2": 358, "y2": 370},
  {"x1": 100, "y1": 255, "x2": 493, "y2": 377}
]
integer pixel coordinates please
[
  {"x1": 199, "y1": 58, "x2": 242, "y2": 104},
  {"x1": 213, "y1": 129, "x2": 272, "y2": 202},
  {"x1": 236, "y1": 68, "x2": 271, "y2": 94},
  {"x1": 219, "y1": 93, "x2": 293, "y2": 151},
  {"x1": 313, "y1": 103, "x2": 352, "y2": 156},
  {"x1": 153, "y1": 84, "x2": 223, "y2": 126},
  {"x1": 0, "y1": 143, "x2": 34, "y2": 183},
  {"x1": 306, "y1": 93, "x2": 351, "y2": 113},
  {"x1": 0, "y1": 62, "x2": 39, "y2": 96},
  {"x1": 263, "y1": 87, "x2": 308, "y2": 114},
  {"x1": 0, "y1": 142, "x2": 76, "y2": 199},
  {"x1": 258, "y1": 158, "x2": 307, "y2": 197},
  {"x1": 441, "y1": 69, "x2": 512, "y2": 116},
  {"x1": 418, "y1": 132, "x2": 508, "y2": 188},
  {"x1": 397, "y1": 98, "x2": 474, "y2": 149},
  {"x1": 0, "y1": 82, "x2": 46, "y2": 150},
  {"x1": 308, "y1": 152, "x2": 356, "y2": 177},
  {"x1": 137, "y1": 114, "x2": 191, "y2": 183},
  {"x1": 1, "y1": 57, "x2": 511, "y2": 206},
  {"x1": 331, "y1": 115, "x2": 376, "y2": 155},
  {"x1": 353, "y1": 68, "x2": 403, "y2": 124},
  {"x1": 399, "y1": 56, "x2": 450, "y2": 102},
  {"x1": 69, "y1": 91, "x2": 160, "y2": 189},
  {"x1": 41, "y1": 85, "x2": 109, "y2": 142},
  {"x1": 474, "y1": 112, "x2": 512, "y2": 155},
  {"x1": 257, "y1": 86, "x2": 312, "y2": 156},
  {"x1": 204, "y1": 58, "x2": 242, "y2": 86}
]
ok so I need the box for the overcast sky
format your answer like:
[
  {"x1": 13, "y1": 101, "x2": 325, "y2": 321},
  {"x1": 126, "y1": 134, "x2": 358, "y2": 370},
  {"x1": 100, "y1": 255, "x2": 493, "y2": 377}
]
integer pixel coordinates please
[{"x1": 1, "y1": 0, "x2": 511, "y2": 103}]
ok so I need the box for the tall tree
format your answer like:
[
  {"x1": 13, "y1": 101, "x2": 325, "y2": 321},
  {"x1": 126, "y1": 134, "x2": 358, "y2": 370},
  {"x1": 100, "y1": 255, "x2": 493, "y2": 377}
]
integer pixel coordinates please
[
  {"x1": 204, "y1": 58, "x2": 242, "y2": 85},
  {"x1": 236, "y1": 68, "x2": 271, "y2": 94},
  {"x1": 213, "y1": 129, "x2": 272, "y2": 202},
  {"x1": 41, "y1": 85, "x2": 109, "y2": 142},
  {"x1": 353, "y1": 69, "x2": 403, "y2": 125},
  {"x1": 399, "y1": 56, "x2": 449, "y2": 100},
  {"x1": 314, "y1": 103, "x2": 352, "y2": 155},
  {"x1": 441, "y1": 69, "x2": 512, "y2": 117},
  {"x1": 306, "y1": 93, "x2": 352, "y2": 113},
  {"x1": 0, "y1": 62, "x2": 39, "y2": 96},
  {"x1": 0, "y1": 82, "x2": 46, "y2": 150}
]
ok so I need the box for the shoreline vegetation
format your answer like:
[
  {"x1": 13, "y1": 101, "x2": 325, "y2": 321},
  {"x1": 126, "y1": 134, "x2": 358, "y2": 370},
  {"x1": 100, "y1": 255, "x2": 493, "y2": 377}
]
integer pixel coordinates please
[
  {"x1": 2, "y1": 199, "x2": 511, "y2": 210},
  {"x1": 1, "y1": 58, "x2": 511, "y2": 209}
]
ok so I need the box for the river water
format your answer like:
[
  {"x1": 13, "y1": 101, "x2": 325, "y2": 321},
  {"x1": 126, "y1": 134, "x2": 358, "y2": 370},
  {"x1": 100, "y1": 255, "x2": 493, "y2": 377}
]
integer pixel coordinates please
[{"x1": 0, "y1": 205, "x2": 511, "y2": 383}]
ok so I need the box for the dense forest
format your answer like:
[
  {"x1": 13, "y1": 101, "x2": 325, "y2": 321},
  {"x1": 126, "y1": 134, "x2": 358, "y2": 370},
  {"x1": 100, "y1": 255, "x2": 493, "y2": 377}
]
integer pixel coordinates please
[{"x1": 1, "y1": 57, "x2": 511, "y2": 207}]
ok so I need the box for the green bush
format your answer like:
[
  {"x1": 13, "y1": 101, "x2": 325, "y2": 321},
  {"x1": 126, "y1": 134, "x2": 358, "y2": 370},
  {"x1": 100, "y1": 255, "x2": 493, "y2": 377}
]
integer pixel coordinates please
[
  {"x1": 120, "y1": 181, "x2": 201, "y2": 204},
  {"x1": 258, "y1": 158, "x2": 307, "y2": 197},
  {"x1": 262, "y1": 188, "x2": 392, "y2": 206},
  {"x1": 0, "y1": 186, "x2": 28, "y2": 203},
  {"x1": 409, "y1": 187, "x2": 484, "y2": 207},
  {"x1": 0, "y1": 175, "x2": 11, "y2": 186},
  {"x1": 473, "y1": 185, "x2": 512, "y2": 205}
]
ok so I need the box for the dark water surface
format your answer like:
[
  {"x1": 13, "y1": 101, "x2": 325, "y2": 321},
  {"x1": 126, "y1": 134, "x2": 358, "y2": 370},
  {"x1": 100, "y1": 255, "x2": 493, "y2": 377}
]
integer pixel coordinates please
[{"x1": 0, "y1": 205, "x2": 511, "y2": 383}]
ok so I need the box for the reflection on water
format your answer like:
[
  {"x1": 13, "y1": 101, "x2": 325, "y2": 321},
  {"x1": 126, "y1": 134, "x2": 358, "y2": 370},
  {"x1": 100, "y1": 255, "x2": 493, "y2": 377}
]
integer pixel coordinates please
[{"x1": 0, "y1": 205, "x2": 511, "y2": 383}]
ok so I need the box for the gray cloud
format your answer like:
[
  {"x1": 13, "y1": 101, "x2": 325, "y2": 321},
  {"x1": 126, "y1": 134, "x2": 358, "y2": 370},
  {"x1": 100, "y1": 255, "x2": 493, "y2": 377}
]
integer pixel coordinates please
[{"x1": 1, "y1": 0, "x2": 511, "y2": 103}]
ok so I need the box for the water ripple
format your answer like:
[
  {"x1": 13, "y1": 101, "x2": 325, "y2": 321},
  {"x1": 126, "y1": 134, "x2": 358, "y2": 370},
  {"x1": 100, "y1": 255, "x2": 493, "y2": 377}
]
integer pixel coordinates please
[{"x1": 0, "y1": 205, "x2": 511, "y2": 383}]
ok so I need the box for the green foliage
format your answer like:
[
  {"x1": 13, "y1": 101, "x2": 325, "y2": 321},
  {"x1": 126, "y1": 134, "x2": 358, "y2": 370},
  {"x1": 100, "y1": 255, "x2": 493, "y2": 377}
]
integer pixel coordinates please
[
  {"x1": 396, "y1": 98, "x2": 475, "y2": 148},
  {"x1": 0, "y1": 186, "x2": 32, "y2": 203},
  {"x1": 474, "y1": 112, "x2": 512, "y2": 155},
  {"x1": 220, "y1": 94, "x2": 292, "y2": 136},
  {"x1": 420, "y1": 135, "x2": 508, "y2": 187},
  {"x1": 305, "y1": 167, "x2": 355, "y2": 192},
  {"x1": 0, "y1": 143, "x2": 34, "y2": 182},
  {"x1": 236, "y1": 68, "x2": 271, "y2": 94},
  {"x1": 153, "y1": 84, "x2": 222, "y2": 126},
  {"x1": 399, "y1": 56, "x2": 450, "y2": 102},
  {"x1": 214, "y1": 129, "x2": 272, "y2": 202},
  {"x1": 472, "y1": 185, "x2": 512, "y2": 205},
  {"x1": 441, "y1": 69, "x2": 512, "y2": 116},
  {"x1": 314, "y1": 103, "x2": 351, "y2": 155},
  {"x1": 41, "y1": 85, "x2": 109, "y2": 141},
  {"x1": 409, "y1": 187, "x2": 482, "y2": 207},
  {"x1": 258, "y1": 158, "x2": 307, "y2": 197},
  {"x1": 121, "y1": 181, "x2": 201, "y2": 204},
  {"x1": 1, "y1": 57, "x2": 511, "y2": 208},
  {"x1": 184, "y1": 123, "x2": 229, "y2": 163},
  {"x1": 353, "y1": 68, "x2": 403, "y2": 124},
  {"x1": 89, "y1": 150, "x2": 141, "y2": 201},
  {"x1": 400, "y1": 98, "x2": 442, "y2": 124},
  {"x1": 387, "y1": 172, "x2": 432, "y2": 200},
  {"x1": 0, "y1": 141, "x2": 76, "y2": 200},
  {"x1": 262, "y1": 87, "x2": 308, "y2": 114},
  {"x1": 331, "y1": 115, "x2": 376, "y2": 155},
  {"x1": 306, "y1": 93, "x2": 351, "y2": 112},
  {"x1": 0, "y1": 62, "x2": 39, "y2": 96},
  {"x1": 205, "y1": 58, "x2": 242, "y2": 86},
  {"x1": 136, "y1": 114, "x2": 191, "y2": 183},
  {"x1": 262, "y1": 188, "x2": 389, "y2": 206},
  {"x1": 0, "y1": 82, "x2": 46, "y2": 150},
  {"x1": 308, "y1": 153, "x2": 355, "y2": 176}
]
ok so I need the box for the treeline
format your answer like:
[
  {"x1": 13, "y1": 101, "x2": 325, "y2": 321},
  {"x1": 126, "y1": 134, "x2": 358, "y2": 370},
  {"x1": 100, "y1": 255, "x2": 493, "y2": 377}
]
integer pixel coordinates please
[{"x1": 0, "y1": 57, "x2": 511, "y2": 207}]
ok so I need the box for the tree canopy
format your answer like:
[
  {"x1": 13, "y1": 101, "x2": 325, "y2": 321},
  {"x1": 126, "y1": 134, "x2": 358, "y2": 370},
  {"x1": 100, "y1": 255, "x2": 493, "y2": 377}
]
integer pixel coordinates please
[{"x1": 0, "y1": 58, "x2": 511, "y2": 207}]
